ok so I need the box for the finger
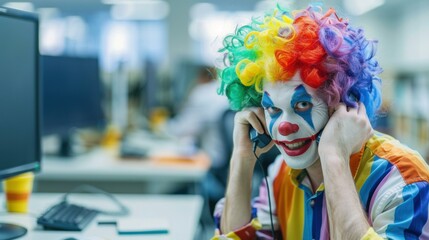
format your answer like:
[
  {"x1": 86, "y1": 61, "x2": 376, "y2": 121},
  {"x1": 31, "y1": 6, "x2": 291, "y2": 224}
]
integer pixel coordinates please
[
  {"x1": 328, "y1": 107, "x2": 335, "y2": 117},
  {"x1": 254, "y1": 108, "x2": 270, "y2": 134},
  {"x1": 265, "y1": 140, "x2": 275, "y2": 150},
  {"x1": 257, "y1": 140, "x2": 276, "y2": 155},
  {"x1": 256, "y1": 140, "x2": 275, "y2": 155},
  {"x1": 357, "y1": 102, "x2": 367, "y2": 115},
  {"x1": 250, "y1": 107, "x2": 267, "y2": 134},
  {"x1": 246, "y1": 111, "x2": 265, "y2": 134},
  {"x1": 348, "y1": 104, "x2": 358, "y2": 114},
  {"x1": 334, "y1": 102, "x2": 346, "y2": 110},
  {"x1": 334, "y1": 103, "x2": 347, "y2": 113}
]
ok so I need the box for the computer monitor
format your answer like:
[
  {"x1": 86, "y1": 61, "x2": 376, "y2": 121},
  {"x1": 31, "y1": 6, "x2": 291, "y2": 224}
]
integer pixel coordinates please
[
  {"x1": 0, "y1": 6, "x2": 40, "y2": 239},
  {"x1": 42, "y1": 55, "x2": 105, "y2": 156}
]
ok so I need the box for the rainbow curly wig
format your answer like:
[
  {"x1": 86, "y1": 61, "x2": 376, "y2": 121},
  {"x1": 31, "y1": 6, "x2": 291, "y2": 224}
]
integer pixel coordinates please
[{"x1": 218, "y1": 5, "x2": 382, "y2": 122}]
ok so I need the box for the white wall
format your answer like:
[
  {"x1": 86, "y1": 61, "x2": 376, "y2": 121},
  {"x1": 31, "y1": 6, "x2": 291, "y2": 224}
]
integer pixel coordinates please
[{"x1": 397, "y1": 0, "x2": 429, "y2": 70}]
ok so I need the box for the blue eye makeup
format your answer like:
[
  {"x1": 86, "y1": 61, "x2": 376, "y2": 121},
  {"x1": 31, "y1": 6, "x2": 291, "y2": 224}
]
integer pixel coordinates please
[
  {"x1": 262, "y1": 91, "x2": 282, "y2": 134},
  {"x1": 291, "y1": 85, "x2": 315, "y2": 130},
  {"x1": 262, "y1": 92, "x2": 282, "y2": 116},
  {"x1": 262, "y1": 91, "x2": 274, "y2": 108}
]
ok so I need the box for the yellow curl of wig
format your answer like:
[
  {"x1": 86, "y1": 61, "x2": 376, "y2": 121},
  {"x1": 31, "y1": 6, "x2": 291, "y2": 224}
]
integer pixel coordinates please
[{"x1": 235, "y1": 59, "x2": 263, "y2": 89}]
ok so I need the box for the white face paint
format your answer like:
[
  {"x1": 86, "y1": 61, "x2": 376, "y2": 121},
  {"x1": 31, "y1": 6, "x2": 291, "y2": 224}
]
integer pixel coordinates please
[{"x1": 262, "y1": 74, "x2": 329, "y2": 169}]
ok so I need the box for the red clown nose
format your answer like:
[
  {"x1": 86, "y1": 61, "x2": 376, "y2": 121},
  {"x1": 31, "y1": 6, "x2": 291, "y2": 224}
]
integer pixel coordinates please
[{"x1": 278, "y1": 121, "x2": 299, "y2": 136}]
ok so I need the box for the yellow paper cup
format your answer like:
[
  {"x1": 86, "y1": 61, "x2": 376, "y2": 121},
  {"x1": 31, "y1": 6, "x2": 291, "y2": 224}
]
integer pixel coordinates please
[{"x1": 2, "y1": 172, "x2": 34, "y2": 213}]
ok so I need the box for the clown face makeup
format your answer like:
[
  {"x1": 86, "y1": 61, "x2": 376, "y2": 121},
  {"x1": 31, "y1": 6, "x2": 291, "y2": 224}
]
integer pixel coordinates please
[{"x1": 262, "y1": 74, "x2": 329, "y2": 169}]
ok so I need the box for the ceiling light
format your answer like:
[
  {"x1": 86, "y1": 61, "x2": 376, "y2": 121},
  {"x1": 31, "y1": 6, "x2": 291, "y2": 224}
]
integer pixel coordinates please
[
  {"x1": 37, "y1": 8, "x2": 60, "y2": 19},
  {"x1": 343, "y1": 0, "x2": 385, "y2": 16},
  {"x1": 110, "y1": 1, "x2": 169, "y2": 20},
  {"x1": 3, "y1": 2, "x2": 34, "y2": 12},
  {"x1": 254, "y1": 0, "x2": 292, "y2": 13},
  {"x1": 102, "y1": 0, "x2": 158, "y2": 4},
  {"x1": 190, "y1": 3, "x2": 216, "y2": 20}
]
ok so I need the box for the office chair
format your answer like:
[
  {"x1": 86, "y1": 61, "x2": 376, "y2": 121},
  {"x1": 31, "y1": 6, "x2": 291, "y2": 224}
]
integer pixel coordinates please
[{"x1": 216, "y1": 109, "x2": 236, "y2": 185}]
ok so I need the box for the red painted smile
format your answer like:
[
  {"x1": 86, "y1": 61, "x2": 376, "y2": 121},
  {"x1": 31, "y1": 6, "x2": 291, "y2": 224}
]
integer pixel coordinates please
[{"x1": 273, "y1": 136, "x2": 315, "y2": 156}]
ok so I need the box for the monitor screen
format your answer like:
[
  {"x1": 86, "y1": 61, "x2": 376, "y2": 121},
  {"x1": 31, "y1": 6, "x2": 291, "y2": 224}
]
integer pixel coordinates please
[
  {"x1": 42, "y1": 55, "x2": 105, "y2": 136},
  {"x1": 0, "y1": 8, "x2": 40, "y2": 180}
]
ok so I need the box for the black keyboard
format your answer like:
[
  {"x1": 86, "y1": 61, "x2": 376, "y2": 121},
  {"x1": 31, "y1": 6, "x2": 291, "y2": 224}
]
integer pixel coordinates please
[{"x1": 37, "y1": 201, "x2": 98, "y2": 231}]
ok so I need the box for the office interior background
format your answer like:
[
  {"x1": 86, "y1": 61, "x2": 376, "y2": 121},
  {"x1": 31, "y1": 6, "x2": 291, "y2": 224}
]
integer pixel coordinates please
[{"x1": 1, "y1": 0, "x2": 429, "y2": 239}]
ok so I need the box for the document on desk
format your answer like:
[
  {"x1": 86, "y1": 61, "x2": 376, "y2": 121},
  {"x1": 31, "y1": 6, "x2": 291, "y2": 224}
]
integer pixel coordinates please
[{"x1": 116, "y1": 218, "x2": 169, "y2": 235}]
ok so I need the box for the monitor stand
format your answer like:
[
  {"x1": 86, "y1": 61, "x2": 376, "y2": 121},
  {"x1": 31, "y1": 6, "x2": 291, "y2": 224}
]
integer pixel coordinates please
[{"x1": 0, "y1": 223, "x2": 27, "y2": 240}]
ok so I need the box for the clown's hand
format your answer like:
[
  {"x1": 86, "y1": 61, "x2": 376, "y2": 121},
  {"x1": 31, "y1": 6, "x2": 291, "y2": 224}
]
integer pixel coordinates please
[
  {"x1": 318, "y1": 102, "x2": 373, "y2": 164},
  {"x1": 233, "y1": 107, "x2": 275, "y2": 164}
]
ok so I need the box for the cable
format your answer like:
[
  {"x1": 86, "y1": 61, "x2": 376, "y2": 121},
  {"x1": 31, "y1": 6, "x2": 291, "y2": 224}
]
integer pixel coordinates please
[
  {"x1": 253, "y1": 143, "x2": 277, "y2": 240},
  {"x1": 61, "y1": 184, "x2": 129, "y2": 216}
]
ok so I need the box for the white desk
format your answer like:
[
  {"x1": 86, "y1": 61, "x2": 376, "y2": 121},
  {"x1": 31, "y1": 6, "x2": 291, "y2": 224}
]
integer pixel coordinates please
[
  {"x1": 37, "y1": 130, "x2": 212, "y2": 192},
  {"x1": 40, "y1": 132, "x2": 210, "y2": 182},
  {"x1": 1, "y1": 193, "x2": 203, "y2": 240},
  {"x1": 39, "y1": 148, "x2": 210, "y2": 182}
]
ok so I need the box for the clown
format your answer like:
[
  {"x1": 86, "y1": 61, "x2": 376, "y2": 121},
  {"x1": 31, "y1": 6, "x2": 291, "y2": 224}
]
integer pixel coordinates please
[
  {"x1": 213, "y1": 5, "x2": 429, "y2": 240},
  {"x1": 262, "y1": 75, "x2": 329, "y2": 170}
]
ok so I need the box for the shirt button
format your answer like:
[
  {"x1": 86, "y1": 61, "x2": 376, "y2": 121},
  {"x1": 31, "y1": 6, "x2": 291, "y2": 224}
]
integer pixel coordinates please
[{"x1": 310, "y1": 200, "x2": 315, "y2": 207}]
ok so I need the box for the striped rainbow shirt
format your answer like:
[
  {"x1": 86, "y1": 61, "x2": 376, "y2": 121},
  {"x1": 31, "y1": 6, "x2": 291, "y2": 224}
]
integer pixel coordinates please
[{"x1": 213, "y1": 132, "x2": 429, "y2": 239}]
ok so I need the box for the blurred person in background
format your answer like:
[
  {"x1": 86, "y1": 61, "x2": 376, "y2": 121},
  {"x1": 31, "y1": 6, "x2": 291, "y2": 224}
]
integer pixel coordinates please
[
  {"x1": 212, "y1": 5, "x2": 429, "y2": 240},
  {"x1": 166, "y1": 65, "x2": 230, "y2": 208}
]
